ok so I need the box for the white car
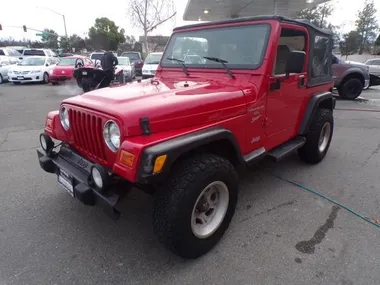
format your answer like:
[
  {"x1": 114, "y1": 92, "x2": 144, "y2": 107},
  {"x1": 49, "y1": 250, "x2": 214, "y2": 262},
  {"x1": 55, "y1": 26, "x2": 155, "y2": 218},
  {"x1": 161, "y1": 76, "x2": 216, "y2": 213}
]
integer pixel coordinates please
[
  {"x1": 8, "y1": 56, "x2": 58, "y2": 84},
  {"x1": 142, "y1": 52, "x2": 163, "y2": 79},
  {"x1": 21, "y1": 48, "x2": 57, "y2": 59},
  {"x1": 117, "y1": 56, "x2": 136, "y2": 82},
  {"x1": 0, "y1": 57, "x2": 18, "y2": 84},
  {"x1": 365, "y1": 58, "x2": 380, "y2": 77}
]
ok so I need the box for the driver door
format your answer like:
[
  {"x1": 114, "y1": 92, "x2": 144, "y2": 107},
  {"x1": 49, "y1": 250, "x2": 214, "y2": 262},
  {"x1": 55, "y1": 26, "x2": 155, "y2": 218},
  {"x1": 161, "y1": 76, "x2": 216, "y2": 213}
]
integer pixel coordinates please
[{"x1": 265, "y1": 25, "x2": 309, "y2": 139}]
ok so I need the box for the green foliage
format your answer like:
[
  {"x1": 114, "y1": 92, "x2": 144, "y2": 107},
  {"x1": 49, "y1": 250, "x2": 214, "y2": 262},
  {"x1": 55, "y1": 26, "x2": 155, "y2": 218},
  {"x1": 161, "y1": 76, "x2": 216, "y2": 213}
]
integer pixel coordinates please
[
  {"x1": 60, "y1": 34, "x2": 86, "y2": 50},
  {"x1": 295, "y1": 2, "x2": 334, "y2": 29},
  {"x1": 339, "y1": 31, "x2": 362, "y2": 56},
  {"x1": 355, "y1": 0, "x2": 379, "y2": 53},
  {"x1": 40, "y1": 29, "x2": 59, "y2": 49},
  {"x1": 88, "y1": 17, "x2": 126, "y2": 50}
]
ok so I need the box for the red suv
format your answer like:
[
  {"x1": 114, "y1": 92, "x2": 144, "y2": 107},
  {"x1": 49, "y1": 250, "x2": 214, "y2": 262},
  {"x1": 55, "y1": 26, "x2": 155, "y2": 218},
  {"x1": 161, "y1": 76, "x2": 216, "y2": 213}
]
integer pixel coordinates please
[{"x1": 37, "y1": 16, "x2": 335, "y2": 259}]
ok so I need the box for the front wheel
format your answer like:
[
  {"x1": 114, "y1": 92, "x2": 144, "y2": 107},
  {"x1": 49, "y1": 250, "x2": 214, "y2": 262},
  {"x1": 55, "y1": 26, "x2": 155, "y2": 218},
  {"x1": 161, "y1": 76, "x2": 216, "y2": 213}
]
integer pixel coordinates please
[
  {"x1": 338, "y1": 78, "x2": 363, "y2": 100},
  {"x1": 0, "y1": 74, "x2": 3, "y2": 84},
  {"x1": 42, "y1": 72, "x2": 49, "y2": 84},
  {"x1": 153, "y1": 153, "x2": 238, "y2": 259},
  {"x1": 298, "y1": 108, "x2": 334, "y2": 164}
]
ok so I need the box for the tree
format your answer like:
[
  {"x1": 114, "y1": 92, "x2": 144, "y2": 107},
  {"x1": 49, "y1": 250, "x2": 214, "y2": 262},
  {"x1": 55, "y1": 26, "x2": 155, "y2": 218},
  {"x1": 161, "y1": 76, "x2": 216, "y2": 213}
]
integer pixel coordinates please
[
  {"x1": 60, "y1": 34, "x2": 86, "y2": 51},
  {"x1": 339, "y1": 31, "x2": 362, "y2": 57},
  {"x1": 355, "y1": 0, "x2": 379, "y2": 54},
  {"x1": 41, "y1": 29, "x2": 59, "y2": 49},
  {"x1": 375, "y1": 34, "x2": 380, "y2": 46},
  {"x1": 295, "y1": 2, "x2": 334, "y2": 29},
  {"x1": 88, "y1": 17, "x2": 126, "y2": 50},
  {"x1": 129, "y1": 0, "x2": 176, "y2": 54}
]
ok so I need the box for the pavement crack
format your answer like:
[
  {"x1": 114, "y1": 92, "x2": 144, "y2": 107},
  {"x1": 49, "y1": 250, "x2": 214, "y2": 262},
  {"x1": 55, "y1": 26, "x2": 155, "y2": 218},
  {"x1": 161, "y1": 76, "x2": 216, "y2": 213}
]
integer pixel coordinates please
[
  {"x1": 239, "y1": 200, "x2": 296, "y2": 223},
  {"x1": 0, "y1": 132, "x2": 9, "y2": 150},
  {"x1": 362, "y1": 142, "x2": 380, "y2": 166},
  {"x1": 0, "y1": 146, "x2": 38, "y2": 154},
  {"x1": 295, "y1": 205, "x2": 340, "y2": 254}
]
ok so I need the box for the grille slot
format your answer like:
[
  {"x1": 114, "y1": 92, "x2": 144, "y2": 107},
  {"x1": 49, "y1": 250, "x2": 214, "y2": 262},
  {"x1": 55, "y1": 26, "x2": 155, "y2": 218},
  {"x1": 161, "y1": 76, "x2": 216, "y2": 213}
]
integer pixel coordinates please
[{"x1": 69, "y1": 109, "x2": 106, "y2": 162}]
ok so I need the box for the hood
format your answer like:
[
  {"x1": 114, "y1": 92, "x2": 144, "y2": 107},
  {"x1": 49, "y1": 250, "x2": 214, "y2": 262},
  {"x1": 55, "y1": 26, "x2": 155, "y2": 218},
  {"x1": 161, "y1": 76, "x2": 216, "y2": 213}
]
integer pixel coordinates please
[
  {"x1": 346, "y1": 60, "x2": 366, "y2": 67},
  {"x1": 10, "y1": 65, "x2": 44, "y2": 72},
  {"x1": 63, "y1": 78, "x2": 247, "y2": 136},
  {"x1": 143, "y1": 63, "x2": 159, "y2": 71},
  {"x1": 53, "y1": 65, "x2": 74, "y2": 76}
]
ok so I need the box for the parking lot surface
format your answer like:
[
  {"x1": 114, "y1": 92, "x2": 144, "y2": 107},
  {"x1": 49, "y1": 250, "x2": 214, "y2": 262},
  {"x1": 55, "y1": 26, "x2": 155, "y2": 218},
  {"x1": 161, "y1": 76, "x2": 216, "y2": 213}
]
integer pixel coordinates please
[{"x1": 0, "y1": 82, "x2": 380, "y2": 285}]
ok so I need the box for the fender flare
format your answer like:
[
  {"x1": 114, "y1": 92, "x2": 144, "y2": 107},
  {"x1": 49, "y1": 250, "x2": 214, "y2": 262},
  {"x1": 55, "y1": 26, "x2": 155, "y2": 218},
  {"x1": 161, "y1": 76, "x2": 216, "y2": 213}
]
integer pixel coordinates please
[
  {"x1": 341, "y1": 68, "x2": 366, "y2": 83},
  {"x1": 298, "y1": 91, "x2": 335, "y2": 135},
  {"x1": 136, "y1": 127, "x2": 244, "y2": 184}
]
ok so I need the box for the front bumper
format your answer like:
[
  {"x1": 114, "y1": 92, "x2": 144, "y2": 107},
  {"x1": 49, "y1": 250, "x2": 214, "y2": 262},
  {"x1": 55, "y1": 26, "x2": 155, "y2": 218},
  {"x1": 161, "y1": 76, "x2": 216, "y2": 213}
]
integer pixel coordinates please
[
  {"x1": 50, "y1": 75, "x2": 73, "y2": 82},
  {"x1": 8, "y1": 72, "x2": 44, "y2": 82},
  {"x1": 37, "y1": 146, "x2": 131, "y2": 220}
]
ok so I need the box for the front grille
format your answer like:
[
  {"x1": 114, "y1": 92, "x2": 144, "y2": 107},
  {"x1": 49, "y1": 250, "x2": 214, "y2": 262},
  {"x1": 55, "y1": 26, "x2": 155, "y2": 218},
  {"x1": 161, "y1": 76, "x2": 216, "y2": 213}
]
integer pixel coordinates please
[{"x1": 69, "y1": 109, "x2": 107, "y2": 162}]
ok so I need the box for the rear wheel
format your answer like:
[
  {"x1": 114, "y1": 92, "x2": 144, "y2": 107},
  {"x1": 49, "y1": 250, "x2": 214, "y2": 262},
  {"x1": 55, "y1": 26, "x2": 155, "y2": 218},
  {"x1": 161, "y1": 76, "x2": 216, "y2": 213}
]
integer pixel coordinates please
[
  {"x1": 153, "y1": 153, "x2": 238, "y2": 259},
  {"x1": 338, "y1": 78, "x2": 363, "y2": 100},
  {"x1": 298, "y1": 108, "x2": 334, "y2": 164},
  {"x1": 82, "y1": 77, "x2": 92, "y2": 92}
]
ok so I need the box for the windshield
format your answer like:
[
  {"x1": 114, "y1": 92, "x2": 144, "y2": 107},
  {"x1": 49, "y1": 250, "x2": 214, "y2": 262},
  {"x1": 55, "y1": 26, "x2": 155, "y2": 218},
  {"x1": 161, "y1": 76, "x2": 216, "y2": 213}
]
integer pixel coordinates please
[
  {"x1": 20, "y1": 57, "x2": 46, "y2": 66},
  {"x1": 117, "y1": 57, "x2": 130, "y2": 65},
  {"x1": 58, "y1": 58, "x2": 77, "y2": 66},
  {"x1": 122, "y1": 53, "x2": 140, "y2": 61},
  {"x1": 91, "y1": 53, "x2": 104, "y2": 60},
  {"x1": 145, "y1": 53, "x2": 162, "y2": 64},
  {"x1": 161, "y1": 24, "x2": 270, "y2": 70},
  {"x1": 23, "y1": 49, "x2": 45, "y2": 56}
]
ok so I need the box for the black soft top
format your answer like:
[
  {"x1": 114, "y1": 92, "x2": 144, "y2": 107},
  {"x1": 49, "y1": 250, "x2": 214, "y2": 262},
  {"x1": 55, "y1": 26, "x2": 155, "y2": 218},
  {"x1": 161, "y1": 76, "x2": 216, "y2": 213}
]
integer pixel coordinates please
[{"x1": 174, "y1": 15, "x2": 332, "y2": 37}]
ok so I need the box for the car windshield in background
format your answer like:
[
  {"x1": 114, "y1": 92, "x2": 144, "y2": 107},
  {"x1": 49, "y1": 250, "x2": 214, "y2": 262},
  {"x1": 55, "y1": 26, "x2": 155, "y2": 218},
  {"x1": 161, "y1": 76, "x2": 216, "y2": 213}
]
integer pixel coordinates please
[
  {"x1": 23, "y1": 50, "x2": 45, "y2": 56},
  {"x1": 122, "y1": 53, "x2": 140, "y2": 61},
  {"x1": 161, "y1": 24, "x2": 270, "y2": 70},
  {"x1": 91, "y1": 53, "x2": 104, "y2": 60},
  {"x1": 20, "y1": 57, "x2": 46, "y2": 66},
  {"x1": 145, "y1": 54, "x2": 162, "y2": 64},
  {"x1": 117, "y1": 57, "x2": 130, "y2": 65},
  {"x1": 58, "y1": 58, "x2": 77, "y2": 66}
]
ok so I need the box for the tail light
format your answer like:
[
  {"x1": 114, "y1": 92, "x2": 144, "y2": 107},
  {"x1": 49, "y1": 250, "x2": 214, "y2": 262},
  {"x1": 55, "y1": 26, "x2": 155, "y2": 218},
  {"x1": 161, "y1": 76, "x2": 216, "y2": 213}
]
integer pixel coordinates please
[{"x1": 136, "y1": 61, "x2": 143, "y2": 67}]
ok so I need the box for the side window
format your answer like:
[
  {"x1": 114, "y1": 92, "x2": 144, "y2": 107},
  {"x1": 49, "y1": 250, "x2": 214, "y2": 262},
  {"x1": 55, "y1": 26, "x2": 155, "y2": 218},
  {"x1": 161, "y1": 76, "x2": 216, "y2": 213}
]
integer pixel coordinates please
[
  {"x1": 311, "y1": 35, "x2": 331, "y2": 78},
  {"x1": 332, "y1": 55, "x2": 339, "y2": 64},
  {"x1": 273, "y1": 28, "x2": 306, "y2": 75}
]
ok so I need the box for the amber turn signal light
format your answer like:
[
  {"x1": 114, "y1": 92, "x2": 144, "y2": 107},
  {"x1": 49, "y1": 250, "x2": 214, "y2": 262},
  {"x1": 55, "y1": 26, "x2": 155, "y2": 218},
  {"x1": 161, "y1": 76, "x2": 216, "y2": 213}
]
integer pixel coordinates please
[
  {"x1": 119, "y1": 150, "x2": 135, "y2": 168},
  {"x1": 153, "y1": 155, "x2": 167, "y2": 174}
]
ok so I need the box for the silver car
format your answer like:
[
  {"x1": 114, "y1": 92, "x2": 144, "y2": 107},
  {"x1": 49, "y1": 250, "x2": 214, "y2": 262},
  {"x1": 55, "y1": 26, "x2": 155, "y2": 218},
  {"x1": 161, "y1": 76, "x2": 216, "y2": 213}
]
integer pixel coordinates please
[
  {"x1": 117, "y1": 56, "x2": 136, "y2": 82},
  {"x1": 0, "y1": 48, "x2": 22, "y2": 61},
  {"x1": 0, "y1": 56, "x2": 19, "y2": 84}
]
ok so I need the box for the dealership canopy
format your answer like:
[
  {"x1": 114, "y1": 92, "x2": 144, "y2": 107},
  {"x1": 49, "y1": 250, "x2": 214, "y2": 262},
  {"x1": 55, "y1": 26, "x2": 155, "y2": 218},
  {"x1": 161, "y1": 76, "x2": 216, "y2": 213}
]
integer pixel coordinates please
[{"x1": 183, "y1": 0, "x2": 331, "y2": 21}]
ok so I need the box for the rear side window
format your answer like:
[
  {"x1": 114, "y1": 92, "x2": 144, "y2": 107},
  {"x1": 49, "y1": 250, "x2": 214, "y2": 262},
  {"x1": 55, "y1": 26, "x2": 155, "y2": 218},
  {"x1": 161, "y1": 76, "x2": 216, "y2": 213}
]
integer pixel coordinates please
[
  {"x1": 23, "y1": 49, "x2": 46, "y2": 56},
  {"x1": 122, "y1": 52, "x2": 140, "y2": 60},
  {"x1": 0, "y1": 49, "x2": 5, "y2": 56}
]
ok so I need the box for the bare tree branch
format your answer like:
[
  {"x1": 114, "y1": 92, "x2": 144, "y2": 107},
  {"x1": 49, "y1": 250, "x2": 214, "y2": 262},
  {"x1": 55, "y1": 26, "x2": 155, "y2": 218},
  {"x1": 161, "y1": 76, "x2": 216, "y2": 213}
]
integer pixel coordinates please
[{"x1": 147, "y1": 12, "x2": 177, "y2": 33}]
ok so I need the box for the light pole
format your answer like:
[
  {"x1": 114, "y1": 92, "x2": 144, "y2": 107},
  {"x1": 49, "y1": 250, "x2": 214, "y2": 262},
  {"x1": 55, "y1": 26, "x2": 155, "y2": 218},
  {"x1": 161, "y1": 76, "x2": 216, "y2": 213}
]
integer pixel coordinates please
[{"x1": 36, "y1": 6, "x2": 68, "y2": 38}]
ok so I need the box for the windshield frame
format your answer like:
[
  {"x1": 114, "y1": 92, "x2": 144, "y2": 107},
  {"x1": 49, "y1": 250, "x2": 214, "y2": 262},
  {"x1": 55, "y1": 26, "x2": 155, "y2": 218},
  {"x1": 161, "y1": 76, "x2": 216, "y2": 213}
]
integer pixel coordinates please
[{"x1": 161, "y1": 23, "x2": 271, "y2": 71}]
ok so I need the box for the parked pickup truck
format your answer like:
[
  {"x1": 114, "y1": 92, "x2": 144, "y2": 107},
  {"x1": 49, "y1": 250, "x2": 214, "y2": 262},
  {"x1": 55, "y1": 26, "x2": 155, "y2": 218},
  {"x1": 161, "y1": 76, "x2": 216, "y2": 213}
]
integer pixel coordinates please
[
  {"x1": 332, "y1": 53, "x2": 370, "y2": 100},
  {"x1": 37, "y1": 15, "x2": 336, "y2": 259}
]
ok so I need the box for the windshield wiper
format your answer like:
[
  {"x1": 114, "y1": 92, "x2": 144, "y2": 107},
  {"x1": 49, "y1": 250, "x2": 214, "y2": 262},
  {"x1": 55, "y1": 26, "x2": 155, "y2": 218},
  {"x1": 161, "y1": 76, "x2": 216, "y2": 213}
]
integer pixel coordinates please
[
  {"x1": 203, "y1": 56, "x2": 235, "y2": 79},
  {"x1": 166, "y1": 57, "x2": 189, "y2": 76}
]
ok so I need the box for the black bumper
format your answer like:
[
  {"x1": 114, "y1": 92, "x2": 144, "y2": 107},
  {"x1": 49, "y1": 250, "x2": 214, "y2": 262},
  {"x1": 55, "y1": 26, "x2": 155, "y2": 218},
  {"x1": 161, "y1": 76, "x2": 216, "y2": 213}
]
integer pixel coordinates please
[{"x1": 37, "y1": 146, "x2": 128, "y2": 220}]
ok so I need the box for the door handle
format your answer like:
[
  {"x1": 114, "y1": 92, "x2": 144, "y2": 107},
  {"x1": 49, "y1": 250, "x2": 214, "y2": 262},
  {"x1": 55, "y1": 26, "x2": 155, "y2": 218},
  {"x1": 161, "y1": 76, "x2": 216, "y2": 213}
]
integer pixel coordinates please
[{"x1": 298, "y1": 75, "x2": 305, "y2": 88}]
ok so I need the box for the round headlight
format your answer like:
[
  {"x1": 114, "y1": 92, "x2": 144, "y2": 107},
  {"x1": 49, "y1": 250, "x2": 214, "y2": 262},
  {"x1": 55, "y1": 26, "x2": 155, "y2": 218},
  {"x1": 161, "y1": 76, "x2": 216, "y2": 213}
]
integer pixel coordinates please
[
  {"x1": 91, "y1": 167, "x2": 103, "y2": 189},
  {"x1": 59, "y1": 106, "x2": 70, "y2": 130},
  {"x1": 39, "y1": 133, "x2": 54, "y2": 152},
  {"x1": 103, "y1": 120, "x2": 120, "y2": 152}
]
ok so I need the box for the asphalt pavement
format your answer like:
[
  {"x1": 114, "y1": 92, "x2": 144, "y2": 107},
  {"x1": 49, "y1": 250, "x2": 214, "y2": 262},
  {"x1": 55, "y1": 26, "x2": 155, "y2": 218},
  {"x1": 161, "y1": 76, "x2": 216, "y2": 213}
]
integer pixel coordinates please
[{"x1": 0, "y1": 81, "x2": 380, "y2": 285}]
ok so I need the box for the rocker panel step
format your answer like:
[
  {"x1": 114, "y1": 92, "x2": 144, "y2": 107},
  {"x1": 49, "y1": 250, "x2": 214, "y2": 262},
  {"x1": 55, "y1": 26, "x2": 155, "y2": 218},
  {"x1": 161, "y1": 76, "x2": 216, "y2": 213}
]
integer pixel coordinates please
[{"x1": 267, "y1": 136, "x2": 306, "y2": 161}]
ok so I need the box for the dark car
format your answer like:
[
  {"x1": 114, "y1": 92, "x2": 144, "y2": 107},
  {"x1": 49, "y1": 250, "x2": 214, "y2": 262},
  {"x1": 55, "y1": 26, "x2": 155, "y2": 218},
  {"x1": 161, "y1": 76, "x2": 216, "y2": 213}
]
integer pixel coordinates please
[{"x1": 120, "y1": 51, "x2": 143, "y2": 76}]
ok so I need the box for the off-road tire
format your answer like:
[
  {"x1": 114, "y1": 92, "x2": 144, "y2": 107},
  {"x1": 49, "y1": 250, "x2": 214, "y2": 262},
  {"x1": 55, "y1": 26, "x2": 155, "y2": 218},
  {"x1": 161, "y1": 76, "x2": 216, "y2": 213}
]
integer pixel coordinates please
[
  {"x1": 153, "y1": 153, "x2": 238, "y2": 259},
  {"x1": 338, "y1": 78, "x2": 363, "y2": 100},
  {"x1": 0, "y1": 74, "x2": 3, "y2": 84},
  {"x1": 52, "y1": 82, "x2": 59, "y2": 85},
  {"x1": 82, "y1": 77, "x2": 92, "y2": 93},
  {"x1": 298, "y1": 108, "x2": 333, "y2": 164}
]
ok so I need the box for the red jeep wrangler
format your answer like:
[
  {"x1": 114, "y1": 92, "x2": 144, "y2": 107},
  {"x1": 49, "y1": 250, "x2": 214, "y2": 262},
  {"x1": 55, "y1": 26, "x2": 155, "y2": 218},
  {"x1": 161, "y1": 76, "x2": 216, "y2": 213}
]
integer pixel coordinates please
[{"x1": 37, "y1": 16, "x2": 335, "y2": 259}]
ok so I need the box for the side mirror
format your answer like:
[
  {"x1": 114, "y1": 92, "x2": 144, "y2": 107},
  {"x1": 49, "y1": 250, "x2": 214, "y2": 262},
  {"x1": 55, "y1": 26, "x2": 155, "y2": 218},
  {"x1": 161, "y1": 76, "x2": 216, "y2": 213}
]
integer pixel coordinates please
[{"x1": 285, "y1": 51, "x2": 305, "y2": 75}]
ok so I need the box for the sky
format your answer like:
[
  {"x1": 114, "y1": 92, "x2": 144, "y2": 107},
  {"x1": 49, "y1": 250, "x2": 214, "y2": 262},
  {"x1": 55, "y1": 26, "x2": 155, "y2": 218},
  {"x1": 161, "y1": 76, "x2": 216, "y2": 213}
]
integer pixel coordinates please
[{"x1": 0, "y1": 0, "x2": 379, "y2": 42}]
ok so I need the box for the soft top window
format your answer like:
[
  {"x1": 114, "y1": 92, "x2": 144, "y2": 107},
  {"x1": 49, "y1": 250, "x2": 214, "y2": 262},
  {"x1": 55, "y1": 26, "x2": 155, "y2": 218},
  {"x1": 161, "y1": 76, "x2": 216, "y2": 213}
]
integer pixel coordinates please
[{"x1": 161, "y1": 24, "x2": 270, "y2": 70}]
